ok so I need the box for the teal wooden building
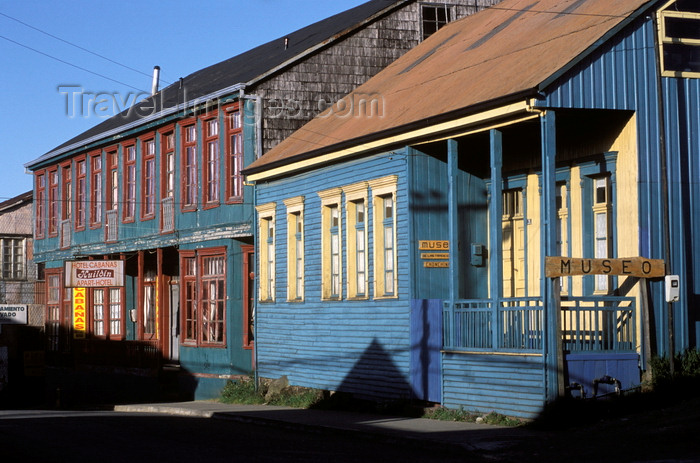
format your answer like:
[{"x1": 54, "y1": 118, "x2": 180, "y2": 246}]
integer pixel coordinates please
[
  {"x1": 23, "y1": 0, "x2": 494, "y2": 403},
  {"x1": 244, "y1": 0, "x2": 700, "y2": 418}
]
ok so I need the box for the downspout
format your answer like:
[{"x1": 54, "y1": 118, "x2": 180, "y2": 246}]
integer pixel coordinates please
[{"x1": 652, "y1": 11, "x2": 674, "y2": 373}]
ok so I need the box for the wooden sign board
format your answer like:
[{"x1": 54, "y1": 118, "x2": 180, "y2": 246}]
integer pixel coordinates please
[{"x1": 545, "y1": 256, "x2": 665, "y2": 278}]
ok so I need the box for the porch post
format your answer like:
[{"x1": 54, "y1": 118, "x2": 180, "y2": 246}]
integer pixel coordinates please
[
  {"x1": 447, "y1": 138, "x2": 459, "y2": 346},
  {"x1": 489, "y1": 130, "x2": 503, "y2": 350},
  {"x1": 541, "y1": 111, "x2": 559, "y2": 402}
]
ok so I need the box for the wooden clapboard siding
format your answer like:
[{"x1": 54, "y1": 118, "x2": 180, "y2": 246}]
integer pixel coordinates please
[
  {"x1": 442, "y1": 352, "x2": 546, "y2": 419},
  {"x1": 256, "y1": 152, "x2": 413, "y2": 400}
]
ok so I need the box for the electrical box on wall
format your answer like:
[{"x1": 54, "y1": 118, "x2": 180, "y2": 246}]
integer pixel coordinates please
[
  {"x1": 665, "y1": 275, "x2": 680, "y2": 303},
  {"x1": 470, "y1": 243, "x2": 485, "y2": 267}
]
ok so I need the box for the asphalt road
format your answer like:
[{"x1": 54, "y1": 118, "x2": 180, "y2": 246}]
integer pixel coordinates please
[{"x1": 0, "y1": 410, "x2": 483, "y2": 463}]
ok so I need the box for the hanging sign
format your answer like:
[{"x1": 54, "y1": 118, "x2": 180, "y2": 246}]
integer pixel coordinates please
[
  {"x1": 0, "y1": 305, "x2": 28, "y2": 325},
  {"x1": 73, "y1": 288, "x2": 87, "y2": 339},
  {"x1": 65, "y1": 260, "x2": 124, "y2": 287},
  {"x1": 545, "y1": 256, "x2": 665, "y2": 278}
]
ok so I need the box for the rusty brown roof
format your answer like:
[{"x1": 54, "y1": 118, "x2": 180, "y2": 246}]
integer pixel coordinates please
[{"x1": 245, "y1": 0, "x2": 653, "y2": 176}]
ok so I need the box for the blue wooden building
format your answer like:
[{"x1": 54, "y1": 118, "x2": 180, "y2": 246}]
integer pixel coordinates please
[
  {"x1": 23, "y1": 0, "x2": 496, "y2": 403},
  {"x1": 244, "y1": 0, "x2": 700, "y2": 418}
]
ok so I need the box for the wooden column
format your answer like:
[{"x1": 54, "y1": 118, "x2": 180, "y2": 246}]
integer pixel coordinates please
[
  {"x1": 447, "y1": 138, "x2": 458, "y2": 347},
  {"x1": 489, "y1": 130, "x2": 503, "y2": 350}
]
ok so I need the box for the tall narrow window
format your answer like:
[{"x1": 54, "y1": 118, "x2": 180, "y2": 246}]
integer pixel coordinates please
[
  {"x1": 256, "y1": 203, "x2": 276, "y2": 302},
  {"x1": 181, "y1": 122, "x2": 198, "y2": 211},
  {"x1": 202, "y1": 116, "x2": 220, "y2": 207},
  {"x1": 106, "y1": 149, "x2": 119, "y2": 211},
  {"x1": 160, "y1": 131, "x2": 175, "y2": 200},
  {"x1": 142, "y1": 138, "x2": 156, "y2": 219},
  {"x1": 370, "y1": 176, "x2": 398, "y2": 298},
  {"x1": 343, "y1": 182, "x2": 369, "y2": 299},
  {"x1": 0, "y1": 238, "x2": 25, "y2": 280},
  {"x1": 502, "y1": 188, "x2": 525, "y2": 298},
  {"x1": 180, "y1": 248, "x2": 227, "y2": 347},
  {"x1": 75, "y1": 158, "x2": 86, "y2": 230},
  {"x1": 556, "y1": 182, "x2": 569, "y2": 294},
  {"x1": 318, "y1": 188, "x2": 343, "y2": 300},
  {"x1": 593, "y1": 176, "x2": 611, "y2": 293},
  {"x1": 48, "y1": 168, "x2": 59, "y2": 237},
  {"x1": 35, "y1": 172, "x2": 46, "y2": 239},
  {"x1": 143, "y1": 280, "x2": 157, "y2": 339},
  {"x1": 46, "y1": 270, "x2": 62, "y2": 351},
  {"x1": 61, "y1": 163, "x2": 72, "y2": 224},
  {"x1": 92, "y1": 286, "x2": 124, "y2": 340},
  {"x1": 225, "y1": 104, "x2": 243, "y2": 202},
  {"x1": 122, "y1": 144, "x2": 136, "y2": 221},
  {"x1": 284, "y1": 196, "x2": 304, "y2": 301},
  {"x1": 90, "y1": 153, "x2": 102, "y2": 227}
]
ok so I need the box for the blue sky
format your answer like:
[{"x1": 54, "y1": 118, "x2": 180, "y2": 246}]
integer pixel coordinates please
[{"x1": 0, "y1": 0, "x2": 367, "y2": 201}]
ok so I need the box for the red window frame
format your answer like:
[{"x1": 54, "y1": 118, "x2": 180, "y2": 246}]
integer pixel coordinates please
[
  {"x1": 224, "y1": 103, "x2": 243, "y2": 203},
  {"x1": 60, "y1": 161, "x2": 72, "y2": 224},
  {"x1": 122, "y1": 142, "x2": 136, "y2": 222},
  {"x1": 180, "y1": 247, "x2": 227, "y2": 347},
  {"x1": 105, "y1": 147, "x2": 119, "y2": 212},
  {"x1": 242, "y1": 245, "x2": 254, "y2": 349},
  {"x1": 35, "y1": 170, "x2": 46, "y2": 239},
  {"x1": 200, "y1": 112, "x2": 220, "y2": 209},
  {"x1": 48, "y1": 167, "x2": 59, "y2": 237},
  {"x1": 90, "y1": 151, "x2": 102, "y2": 228},
  {"x1": 90, "y1": 286, "x2": 125, "y2": 341},
  {"x1": 159, "y1": 125, "x2": 175, "y2": 200},
  {"x1": 75, "y1": 156, "x2": 87, "y2": 231},
  {"x1": 141, "y1": 136, "x2": 156, "y2": 220},
  {"x1": 180, "y1": 118, "x2": 198, "y2": 212},
  {"x1": 45, "y1": 268, "x2": 63, "y2": 352}
]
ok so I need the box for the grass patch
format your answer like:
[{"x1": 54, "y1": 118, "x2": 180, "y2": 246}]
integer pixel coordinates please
[
  {"x1": 423, "y1": 406, "x2": 523, "y2": 426},
  {"x1": 220, "y1": 376, "x2": 324, "y2": 408}
]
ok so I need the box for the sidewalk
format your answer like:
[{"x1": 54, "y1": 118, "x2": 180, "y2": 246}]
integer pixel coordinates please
[{"x1": 114, "y1": 401, "x2": 538, "y2": 457}]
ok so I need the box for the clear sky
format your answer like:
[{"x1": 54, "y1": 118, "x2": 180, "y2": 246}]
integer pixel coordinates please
[{"x1": 0, "y1": 0, "x2": 367, "y2": 202}]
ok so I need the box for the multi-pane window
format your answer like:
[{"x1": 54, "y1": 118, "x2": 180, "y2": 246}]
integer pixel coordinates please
[
  {"x1": 143, "y1": 280, "x2": 157, "y2": 339},
  {"x1": 75, "y1": 158, "x2": 86, "y2": 229},
  {"x1": 203, "y1": 116, "x2": 220, "y2": 206},
  {"x1": 106, "y1": 149, "x2": 119, "y2": 211},
  {"x1": 256, "y1": 203, "x2": 276, "y2": 302},
  {"x1": 370, "y1": 176, "x2": 398, "y2": 298},
  {"x1": 593, "y1": 176, "x2": 611, "y2": 292},
  {"x1": 61, "y1": 163, "x2": 72, "y2": 224},
  {"x1": 657, "y1": 0, "x2": 700, "y2": 78},
  {"x1": 181, "y1": 248, "x2": 227, "y2": 346},
  {"x1": 46, "y1": 271, "x2": 62, "y2": 351},
  {"x1": 161, "y1": 131, "x2": 175, "y2": 199},
  {"x1": 122, "y1": 144, "x2": 136, "y2": 221},
  {"x1": 225, "y1": 105, "x2": 243, "y2": 202},
  {"x1": 48, "y1": 169, "x2": 59, "y2": 236},
  {"x1": 142, "y1": 139, "x2": 156, "y2": 219},
  {"x1": 35, "y1": 172, "x2": 46, "y2": 238},
  {"x1": 556, "y1": 182, "x2": 569, "y2": 294},
  {"x1": 343, "y1": 182, "x2": 369, "y2": 299},
  {"x1": 0, "y1": 238, "x2": 25, "y2": 280},
  {"x1": 92, "y1": 287, "x2": 123, "y2": 340},
  {"x1": 502, "y1": 188, "x2": 525, "y2": 298},
  {"x1": 318, "y1": 188, "x2": 342, "y2": 300},
  {"x1": 284, "y1": 196, "x2": 304, "y2": 301},
  {"x1": 182, "y1": 123, "x2": 198, "y2": 211},
  {"x1": 422, "y1": 4, "x2": 452, "y2": 40},
  {"x1": 90, "y1": 153, "x2": 102, "y2": 227}
]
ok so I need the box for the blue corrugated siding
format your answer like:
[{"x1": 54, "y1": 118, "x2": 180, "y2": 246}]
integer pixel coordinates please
[
  {"x1": 442, "y1": 352, "x2": 545, "y2": 419},
  {"x1": 255, "y1": 152, "x2": 413, "y2": 400},
  {"x1": 543, "y1": 16, "x2": 700, "y2": 352}
]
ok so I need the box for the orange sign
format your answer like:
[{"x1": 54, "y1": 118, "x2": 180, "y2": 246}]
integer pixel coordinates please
[{"x1": 73, "y1": 288, "x2": 87, "y2": 339}]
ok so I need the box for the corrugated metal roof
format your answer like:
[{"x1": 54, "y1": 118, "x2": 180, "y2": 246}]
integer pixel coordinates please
[
  {"x1": 245, "y1": 0, "x2": 655, "y2": 176},
  {"x1": 26, "y1": 0, "x2": 409, "y2": 169}
]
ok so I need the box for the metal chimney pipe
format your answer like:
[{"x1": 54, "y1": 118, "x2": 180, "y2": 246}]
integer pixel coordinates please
[{"x1": 151, "y1": 66, "x2": 161, "y2": 95}]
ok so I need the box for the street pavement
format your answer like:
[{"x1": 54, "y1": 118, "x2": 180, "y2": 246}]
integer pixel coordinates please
[{"x1": 115, "y1": 401, "x2": 536, "y2": 458}]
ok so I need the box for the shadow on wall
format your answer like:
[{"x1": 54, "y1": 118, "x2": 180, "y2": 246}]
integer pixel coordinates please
[{"x1": 0, "y1": 324, "x2": 197, "y2": 409}]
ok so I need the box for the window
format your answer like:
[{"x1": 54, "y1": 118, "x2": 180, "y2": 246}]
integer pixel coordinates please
[
  {"x1": 592, "y1": 176, "x2": 612, "y2": 293},
  {"x1": 46, "y1": 270, "x2": 62, "y2": 352},
  {"x1": 657, "y1": 0, "x2": 700, "y2": 77},
  {"x1": 181, "y1": 121, "x2": 198, "y2": 211},
  {"x1": 61, "y1": 162, "x2": 72, "y2": 224},
  {"x1": 422, "y1": 3, "x2": 452, "y2": 40},
  {"x1": 35, "y1": 172, "x2": 46, "y2": 239},
  {"x1": 48, "y1": 168, "x2": 59, "y2": 237},
  {"x1": 256, "y1": 202, "x2": 276, "y2": 302},
  {"x1": 180, "y1": 247, "x2": 227, "y2": 346},
  {"x1": 75, "y1": 158, "x2": 87, "y2": 230},
  {"x1": 502, "y1": 188, "x2": 525, "y2": 298},
  {"x1": 90, "y1": 153, "x2": 102, "y2": 227},
  {"x1": 202, "y1": 115, "x2": 220, "y2": 207},
  {"x1": 122, "y1": 143, "x2": 136, "y2": 221},
  {"x1": 0, "y1": 238, "x2": 25, "y2": 280},
  {"x1": 225, "y1": 104, "x2": 243, "y2": 202},
  {"x1": 343, "y1": 182, "x2": 369, "y2": 299},
  {"x1": 284, "y1": 196, "x2": 304, "y2": 301},
  {"x1": 160, "y1": 130, "x2": 175, "y2": 200},
  {"x1": 92, "y1": 287, "x2": 124, "y2": 340},
  {"x1": 106, "y1": 148, "x2": 119, "y2": 212},
  {"x1": 370, "y1": 176, "x2": 398, "y2": 298},
  {"x1": 556, "y1": 181, "x2": 570, "y2": 294},
  {"x1": 141, "y1": 138, "x2": 156, "y2": 219},
  {"x1": 318, "y1": 188, "x2": 342, "y2": 300}
]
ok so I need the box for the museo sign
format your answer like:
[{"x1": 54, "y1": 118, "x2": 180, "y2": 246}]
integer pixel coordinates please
[
  {"x1": 64, "y1": 260, "x2": 125, "y2": 288},
  {"x1": 545, "y1": 256, "x2": 665, "y2": 278}
]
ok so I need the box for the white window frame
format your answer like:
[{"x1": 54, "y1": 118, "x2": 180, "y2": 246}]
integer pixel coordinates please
[
  {"x1": 318, "y1": 188, "x2": 343, "y2": 300},
  {"x1": 284, "y1": 196, "x2": 305, "y2": 301},
  {"x1": 343, "y1": 182, "x2": 369, "y2": 299},
  {"x1": 369, "y1": 176, "x2": 398, "y2": 299}
]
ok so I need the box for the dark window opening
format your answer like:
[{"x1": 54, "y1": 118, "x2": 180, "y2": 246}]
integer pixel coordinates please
[{"x1": 422, "y1": 4, "x2": 451, "y2": 40}]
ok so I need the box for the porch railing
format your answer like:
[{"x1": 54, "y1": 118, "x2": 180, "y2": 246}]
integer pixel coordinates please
[{"x1": 443, "y1": 295, "x2": 636, "y2": 353}]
